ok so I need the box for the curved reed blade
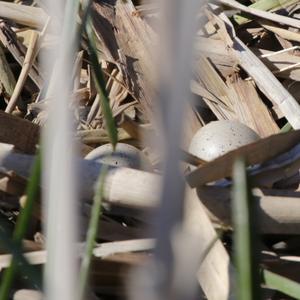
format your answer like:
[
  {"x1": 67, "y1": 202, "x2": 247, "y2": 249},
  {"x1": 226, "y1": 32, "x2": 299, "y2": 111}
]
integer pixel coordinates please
[{"x1": 85, "y1": 21, "x2": 118, "y2": 150}]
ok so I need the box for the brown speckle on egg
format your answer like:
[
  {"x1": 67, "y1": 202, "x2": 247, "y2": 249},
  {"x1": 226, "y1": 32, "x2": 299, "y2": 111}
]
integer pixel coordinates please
[{"x1": 189, "y1": 120, "x2": 260, "y2": 161}]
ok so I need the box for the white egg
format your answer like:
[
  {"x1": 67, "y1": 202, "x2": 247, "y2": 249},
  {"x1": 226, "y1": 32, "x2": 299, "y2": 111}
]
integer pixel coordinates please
[
  {"x1": 13, "y1": 290, "x2": 42, "y2": 300},
  {"x1": 85, "y1": 143, "x2": 152, "y2": 171},
  {"x1": 189, "y1": 120, "x2": 260, "y2": 161}
]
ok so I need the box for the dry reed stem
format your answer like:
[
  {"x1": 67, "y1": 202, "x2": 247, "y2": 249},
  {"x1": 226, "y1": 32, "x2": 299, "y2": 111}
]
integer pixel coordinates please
[
  {"x1": 0, "y1": 2, "x2": 47, "y2": 28},
  {"x1": 5, "y1": 31, "x2": 39, "y2": 113}
]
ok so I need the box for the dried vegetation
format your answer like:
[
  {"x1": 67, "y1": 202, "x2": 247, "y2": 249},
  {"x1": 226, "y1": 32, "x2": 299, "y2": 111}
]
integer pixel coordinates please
[{"x1": 1, "y1": 0, "x2": 300, "y2": 299}]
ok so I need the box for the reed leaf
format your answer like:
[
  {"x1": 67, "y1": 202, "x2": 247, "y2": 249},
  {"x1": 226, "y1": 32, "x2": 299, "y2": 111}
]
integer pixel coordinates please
[
  {"x1": 233, "y1": 0, "x2": 299, "y2": 25},
  {"x1": 0, "y1": 150, "x2": 41, "y2": 299},
  {"x1": 232, "y1": 157, "x2": 261, "y2": 300},
  {"x1": 262, "y1": 269, "x2": 300, "y2": 299},
  {"x1": 280, "y1": 122, "x2": 293, "y2": 133},
  {"x1": 0, "y1": 219, "x2": 42, "y2": 290},
  {"x1": 85, "y1": 19, "x2": 118, "y2": 150},
  {"x1": 78, "y1": 166, "x2": 108, "y2": 300}
]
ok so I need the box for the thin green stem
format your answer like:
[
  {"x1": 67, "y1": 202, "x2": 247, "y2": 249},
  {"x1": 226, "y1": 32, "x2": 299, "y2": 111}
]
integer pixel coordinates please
[
  {"x1": 84, "y1": 15, "x2": 118, "y2": 149},
  {"x1": 0, "y1": 150, "x2": 41, "y2": 300},
  {"x1": 232, "y1": 157, "x2": 261, "y2": 300},
  {"x1": 77, "y1": 166, "x2": 108, "y2": 300}
]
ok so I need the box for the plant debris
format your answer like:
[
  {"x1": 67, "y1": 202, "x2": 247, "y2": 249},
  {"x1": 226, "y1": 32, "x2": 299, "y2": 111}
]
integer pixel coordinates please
[{"x1": 2, "y1": 0, "x2": 300, "y2": 299}]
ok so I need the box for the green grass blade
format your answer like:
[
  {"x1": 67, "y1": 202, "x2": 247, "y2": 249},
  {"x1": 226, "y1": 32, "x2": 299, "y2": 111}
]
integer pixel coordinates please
[
  {"x1": 13, "y1": 151, "x2": 41, "y2": 240},
  {"x1": 233, "y1": 0, "x2": 299, "y2": 25},
  {"x1": 280, "y1": 122, "x2": 293, "y2": 133},
  {"x1": 0, "y1": 150, "x2": 41, "y2": 299},
  {"x1": 0, "y1": 221, "x2": 42, "y2": 289},
  {"x1": 85, "y1": 19, "x2": 118, "y2": 150},
  {"x1": 232, "y1": 157, "x2": 261, "y2": 300},
  {"x1": 80, "y1": 0, "x2": 92, "y2": 28},
  {"x1": 79, "y1": 0, "x2": 117, "y2": 148},
  {"x1": 262, "y1": 269, "x2": 300, "y2": 299},
  {"x1": 77, "y1": 166, "x2": 108, "y2": 300}
]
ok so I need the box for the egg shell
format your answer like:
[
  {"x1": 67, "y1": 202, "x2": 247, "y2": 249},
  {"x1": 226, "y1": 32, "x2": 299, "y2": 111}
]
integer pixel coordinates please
[
  {"x1": 189, "y1": 120, "x2": 260, "y2": 161},
  {"x1": 85, "y1": 143, "x2": 152, "y2": 171},
  {"x1": 13, "y1": 290, "x2": 42, "y2": 300}
]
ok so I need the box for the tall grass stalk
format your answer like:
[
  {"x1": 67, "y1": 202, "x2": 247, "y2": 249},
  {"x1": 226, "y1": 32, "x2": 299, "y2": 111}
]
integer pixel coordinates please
[
  {"x1": 77, "y1": 166, "x2": 107, "y2": 300},
  {"x1": 42, "y1": 1, "x2": 80, "y2": 300},
  {"x1": 232, "y1": 157, "x2": 261, "y2": 300},
  {"x1": 128, "y1": 0, "x2": 202, "y2": 299}
]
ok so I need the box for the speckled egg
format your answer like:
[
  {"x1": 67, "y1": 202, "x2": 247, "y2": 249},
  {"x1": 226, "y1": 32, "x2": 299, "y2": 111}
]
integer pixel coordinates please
[
  {"x1": 189, "y1": 120, "x2": 260, "y2": 161},
  {"x1": 85, "y1": 143, "x2": 152, "y2": 171}
]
